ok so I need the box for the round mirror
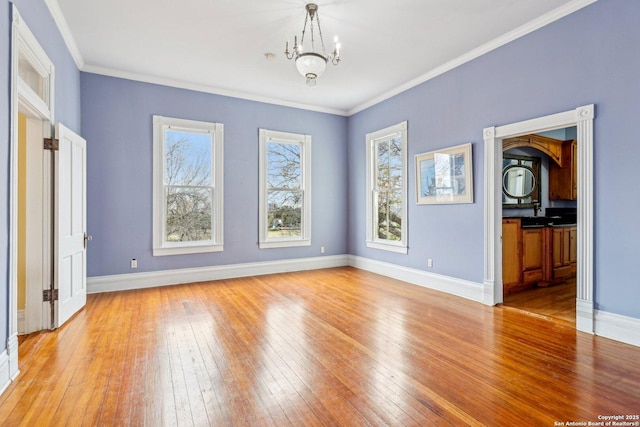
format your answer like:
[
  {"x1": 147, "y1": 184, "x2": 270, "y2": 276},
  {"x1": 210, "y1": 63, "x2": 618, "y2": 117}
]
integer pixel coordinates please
[{"x1": 503, "y1": 166, "x2": 536, "y2": 198}]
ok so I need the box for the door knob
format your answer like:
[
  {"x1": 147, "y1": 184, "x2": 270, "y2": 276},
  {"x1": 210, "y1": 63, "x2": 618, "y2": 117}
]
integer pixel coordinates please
[{"x1": 84, "y1": 233, "x2": 92, "y2": 249}]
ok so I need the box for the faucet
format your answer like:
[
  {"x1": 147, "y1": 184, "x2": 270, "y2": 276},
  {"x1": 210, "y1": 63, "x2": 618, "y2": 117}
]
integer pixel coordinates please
[{"x1": 533, "y1": 203, "x2": 541, "y2": 217}]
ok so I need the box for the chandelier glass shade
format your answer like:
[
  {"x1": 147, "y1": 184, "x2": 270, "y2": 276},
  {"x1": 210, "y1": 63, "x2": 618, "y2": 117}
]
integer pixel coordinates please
[
  {"x1": 285, "y1": 3, "x2": 341, "y2": 86},
  {"x1": 295, "y1": 53, "x2": 327, "y2": 87}
]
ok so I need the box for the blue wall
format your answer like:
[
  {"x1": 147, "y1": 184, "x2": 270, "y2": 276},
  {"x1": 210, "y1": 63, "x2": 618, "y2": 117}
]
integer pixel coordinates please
[
  {"x1": 81, "y1": 74, "x2": 348, "y2": 276},
  {"x1": 348, "y1": 0, "x2": 640, "y2": 318}
]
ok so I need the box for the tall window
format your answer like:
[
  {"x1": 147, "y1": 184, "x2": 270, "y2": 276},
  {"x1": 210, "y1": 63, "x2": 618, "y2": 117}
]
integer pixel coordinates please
[
  {"x1": 153, "y1": 116, "x2": 224, "y2": 256},
  {"x1": 259, "y1": 129, "x2": 311, "y2": 248},
  {"x1": 366, "y1": 121, "x2": 408, "y2": 253}
]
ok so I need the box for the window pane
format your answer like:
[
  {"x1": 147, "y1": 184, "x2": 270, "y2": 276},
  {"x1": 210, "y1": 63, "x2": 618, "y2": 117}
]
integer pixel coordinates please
[
  {"x1": 375, "y1": 190, "x2": 402, "y2": 241},
  {"x1": 389, "y1": 136, "x2": 402, "y2": 188},
  {"x1": 267, "y1": 142, "x2": 301, "y2": 189},
  {"x1": 387, "y1": 190, "x2": 403, "y2": 240},
  {"x1": 376, "y1": 141, "x2": 389, "y2": 189},
  {"x1": 165, "y1": 186, "x2": 212, "y2": 242},
  {"x1": 18, "y1": 52, "x2": 45, "y2": 100},
  {"x1": 165, "y1": 130, "x2": 212, "y2": 186},
  {"x1": 267, "y1": 190, "x2": 302, "y2": 238}
]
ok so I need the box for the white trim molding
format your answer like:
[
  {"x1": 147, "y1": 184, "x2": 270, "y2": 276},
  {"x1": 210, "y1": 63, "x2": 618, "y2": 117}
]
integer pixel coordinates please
[
  {"x1": 483, "y1": 104, "x2": 595, "y2": 335},
  {"x1": 7, "y1": 335, "x2": 19, "y2": 381},
  {"x1": 17, "y1": 310, "x2": 25, "y2": 335},
  {"x1": 595, "y1": 310, "x2": 640, "y2": 348},
  {"x1": 349, "y1": 255, "x2": 484, "y2": 302},
  {"x1": 0, "y1": 350, "x2": 9, "y2": 396},
  {"x1": 87, "y1": 255, "x2": 349, "y2": 294},
  {"x1": 0, "y1": 334, "x2": 20, "y2": 397},
  {"x1": 7, "y1": 5, "x2": 56, "y2": 388},
  {"x1": 347, "y1": 0, "x2": 598, "y2": 115},
  {"x1": 43, "y1": 0, "x2": 85, "y2": 69}
]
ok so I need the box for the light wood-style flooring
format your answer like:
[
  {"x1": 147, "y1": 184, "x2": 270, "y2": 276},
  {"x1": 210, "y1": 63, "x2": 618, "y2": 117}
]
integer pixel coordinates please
[
  {"x1": 1, "y1": 267, "x2": 638, "y2": 426},
  {"x1": 503, "y1": 279, "x2": 577, "y2": 324}
]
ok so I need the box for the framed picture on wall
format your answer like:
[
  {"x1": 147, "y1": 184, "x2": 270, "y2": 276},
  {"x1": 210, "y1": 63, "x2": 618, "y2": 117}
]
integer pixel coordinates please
[{"x1": 415, "y1": 143, "x2": 473, "y2": 204}]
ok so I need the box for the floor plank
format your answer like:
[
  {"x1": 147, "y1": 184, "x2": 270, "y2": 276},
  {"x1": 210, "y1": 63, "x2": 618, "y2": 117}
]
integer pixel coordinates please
[
  {"x1": 1, "y1": 267, "x2": 638, "y2": 426},
  {"x1": 503, "y1": 278, "x2": 576, "y2": 324}
]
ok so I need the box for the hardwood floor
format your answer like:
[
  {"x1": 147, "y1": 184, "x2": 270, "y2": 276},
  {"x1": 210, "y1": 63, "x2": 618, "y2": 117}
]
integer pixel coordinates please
[
  {"x1": 503, "y1": 279, "x2": 577, "y2": 324},
  {"x1": 1, "y1": 267, "x2": 639, "y2": 426}
]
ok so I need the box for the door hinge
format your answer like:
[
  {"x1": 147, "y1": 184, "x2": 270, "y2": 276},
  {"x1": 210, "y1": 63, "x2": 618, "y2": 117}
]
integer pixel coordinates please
[
  {"x1": 43, "y1": 289, "x2": 59, "y2": 302},
  {"x1": 44, "y1": 138, "x2": 59, "y2": 151}
]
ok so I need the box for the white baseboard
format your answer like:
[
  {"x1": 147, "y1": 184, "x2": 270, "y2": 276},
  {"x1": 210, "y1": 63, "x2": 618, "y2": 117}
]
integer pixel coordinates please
[
  {"x1": 0, "y1": 349, "x2": 9, "y2": 396},
  {"x1": 88, "y1": 255, "x2": 350, "y2": 294},
  {"x1": 348, "y1": 255, "x2": 484, "y2": 302},
  {"x1": 7, "y1": 334, "x2": 19, "y2": 381},
  {"x1": 17, "y1": 310, "x2": 25, "y2": 335},
  {"x1": 0, "y1": 335, "x2": 22, "y2": 397},
  {"x1": 576, "y1": 298, "x2": 594, "y2": 334},
  {"x1": 595, "y1": 310, "x2": 640, "y2": 347}
]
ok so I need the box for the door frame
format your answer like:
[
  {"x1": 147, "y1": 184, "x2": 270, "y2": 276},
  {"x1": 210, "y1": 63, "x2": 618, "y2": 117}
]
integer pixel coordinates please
[
  {"x1": 482, "y1": 104, "x2": 595, "y2": 334},
  {"x1": 8, "y1": 6, "x2": 56, "y2": 379}
]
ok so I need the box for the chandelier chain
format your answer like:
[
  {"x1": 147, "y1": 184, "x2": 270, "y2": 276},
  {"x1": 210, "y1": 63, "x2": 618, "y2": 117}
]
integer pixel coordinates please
[
  {"x1": 315, "y1": 9, "x2": 327, "y2": 56},
  {"x1": 300, "y1": 12, "x2": 309, "y2": 48}
]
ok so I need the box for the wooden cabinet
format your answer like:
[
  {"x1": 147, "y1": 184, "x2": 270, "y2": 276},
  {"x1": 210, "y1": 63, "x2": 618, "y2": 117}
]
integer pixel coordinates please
[
  {"x1": 549, "y1": 140, "x2": 577, "y2": 200},
  {"x1": 502, "y1": 218, "x2": 522, "y2": 294},
  {"x1": 549, "y1": 226, "x2": 577, "y2": 281},
  {"x1": 522, "y1": 228, "x2": 543, "y2": 285},
  {"x1": 502, "y1": 219, "x2": 576, "y2": 295}
]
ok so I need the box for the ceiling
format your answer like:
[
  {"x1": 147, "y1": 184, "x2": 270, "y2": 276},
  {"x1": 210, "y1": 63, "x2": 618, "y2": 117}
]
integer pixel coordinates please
[{"x1": 53, "y1": 0, "x2": 580, "y2": 115}]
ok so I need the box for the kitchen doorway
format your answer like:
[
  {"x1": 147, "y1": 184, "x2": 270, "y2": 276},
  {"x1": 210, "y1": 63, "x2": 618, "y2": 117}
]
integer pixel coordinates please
[
  {"x1": 482, "y1": 105, "x2": 595, "y2": 334},
  {"x1": 500, "y1": 128, "x2": 578, "y2": 324}
]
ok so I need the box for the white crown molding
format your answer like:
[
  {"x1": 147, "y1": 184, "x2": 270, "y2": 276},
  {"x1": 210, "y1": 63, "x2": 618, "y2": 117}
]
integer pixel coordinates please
[
  {"x1": 43, "y1": 0, "x2": 85, "y2": 69},
  {"x1": 81, "y1": 64, "x2": 349, "y2": 116},
  {"x1": 347, "y1": 0, "x2": 599, "y2": 116},
  {"x1": 87, "y1": 255, "x2": 350, "y2": 294},
  {"x1": 595, "y1": 310, "x2": 640, "y2": 348},
  {"x1": 348, "y1": 255, "x2": 484, "y2": 302},
  {"x1": 43, "y1": 0, "x2": 595, "y2": 116}
]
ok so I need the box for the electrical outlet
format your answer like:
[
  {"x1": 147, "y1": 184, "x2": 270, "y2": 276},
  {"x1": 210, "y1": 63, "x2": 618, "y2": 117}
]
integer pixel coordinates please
[
  {"x1": 131, "y1": 259, "x2": 137, "y2": 269},
  {"x1": 320, "y1": 246, "x2": 325, "y2": 254},
  {"x1": 427, "y1": 258, "x2": 433, "y2": 268}
]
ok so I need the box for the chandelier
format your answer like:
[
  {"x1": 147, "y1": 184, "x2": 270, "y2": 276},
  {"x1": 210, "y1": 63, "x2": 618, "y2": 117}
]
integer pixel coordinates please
[{"x1": 284, "y1": 3, "x2": 341, "y2": 86}]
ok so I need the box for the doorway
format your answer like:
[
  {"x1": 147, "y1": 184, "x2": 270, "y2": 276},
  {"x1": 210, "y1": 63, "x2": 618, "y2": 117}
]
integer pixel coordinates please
[
  {"x1": 482, "y1": 105, "x2": 595, "y2": 334},
  {"x1": 17, "y1": 111, "x2": 51, "y2": 335},
  {"x1": 500, "y1": 128, "x2": 578, "y2": 324}
]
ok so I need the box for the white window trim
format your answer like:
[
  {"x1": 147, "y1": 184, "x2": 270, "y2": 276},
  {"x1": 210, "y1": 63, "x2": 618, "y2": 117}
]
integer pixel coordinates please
[
  {"x1": 259, "y1": 129, "x2": 311, "y2": 249},
  {"x1": 152, "y1": 116, "x2": 224, "y2": 256},
  {"x1": 365, "y1": 121, "x2": 408, "y2": 254}
]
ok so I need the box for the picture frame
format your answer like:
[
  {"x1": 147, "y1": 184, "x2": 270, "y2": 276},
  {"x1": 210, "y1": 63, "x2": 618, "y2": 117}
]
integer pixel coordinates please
[{"x1": 415, "y1": 143, "x2": 473, "y2": 204}]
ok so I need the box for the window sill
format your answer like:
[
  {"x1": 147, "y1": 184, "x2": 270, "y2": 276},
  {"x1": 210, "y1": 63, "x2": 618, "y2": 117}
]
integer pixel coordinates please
[
  {"x1": 366, "y1": 240, "x2": 408, "y2": 254},
  {"x1": 259, "y1": 239, "x2": 311, "y2": 249},
  {"x1": 153, "y1": 244, "x2": 223, "y2": 257}
]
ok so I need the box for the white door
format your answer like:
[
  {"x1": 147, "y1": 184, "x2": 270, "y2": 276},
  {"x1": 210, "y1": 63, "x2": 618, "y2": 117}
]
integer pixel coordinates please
[{"x1": 54, "y1": 122, "x2": 87, "y2": 327}]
